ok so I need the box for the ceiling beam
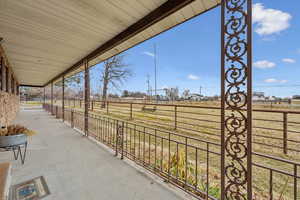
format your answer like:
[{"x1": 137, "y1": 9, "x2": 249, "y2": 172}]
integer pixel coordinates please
[
  {"x1": 20, "y1": 84, "x2": 44, "y2": 88},
  {"x1": 44, "y1": 0, "x2": 195, "y2": 86}
]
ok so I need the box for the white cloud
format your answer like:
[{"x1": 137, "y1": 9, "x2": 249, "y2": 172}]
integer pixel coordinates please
[
  {"x1": 264, "y1": 78, "x2": 288, "y2": 83},
  {"x1": 187, "y1": 74, "x2": 200, "y2": 80},
  {"x1": 253, "y1": 60, "x2": 276, "y2": 69},
  {"x1": 282, "y1": 58, "x2": 296, "y2": 63},
  {"x1": 142, "y1": 51, "x2": 155, "y2": 58},
  {"x1": 253, "y1": 3, "x2": 292, "y2": 35}
]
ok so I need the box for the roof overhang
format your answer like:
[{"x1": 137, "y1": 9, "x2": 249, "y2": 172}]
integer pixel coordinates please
[{"x1": 0, "y1": 0, "x2": 220, "y2": 87}]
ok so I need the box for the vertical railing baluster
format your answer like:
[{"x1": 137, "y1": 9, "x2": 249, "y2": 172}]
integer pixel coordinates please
[
  {"x1": 168, "y1": 132, "x2": 171, "y2": 182},
  {"x1": 270, "y1": 169, "x2": 273, "y2": 200},
  {"x1": 115, "y1": 120, "x2": 119, "y2": 156},
  {"x1": 174, "y1": 105, "x2": 177, "y2": 130},
  {"x1": 206, "y1": 143, "x2": 209, "y2": 200},
  {"x1": 283, "y1": 112, "x2": 288, "y2": 154},
  {"x1": 143, "y1": 127, "x2": 146, "y2": 165},
  {"x1": 139, "y1": 129, "x2": 141, "y2": 160},
  {"x1": 294, "y1": 165, "x2": 297, "y2": 200},
  {"x1": 154, "y1": 129, "x2": 157, "y2": 169},
  {"x1": 129, "y1": 125, "x2": 132, "y2": 158},
  {"x1": 195, "y1": 147, "x2": 198, "y2": 190},
  {"x1": 126, "y1": 122, "x2": 128, "y2": 156},
  {"x1": 185, "y1": 137, "x2": 188, "y2": 187},
  {"x1": 121, "y1": 121, "x2": 124, "y2": 160},
  {"x1": 176, "y1": 143, "x2": 179, "y2": 180},
  {"x1": 112, "y1": 119, "x2": 115, "y2": 145},
  {"x1": 134, "y1": 124, "x2": 136, "y2": 160},
  {"x1": 148, "y1": 131, "x2": 151, "y2": 165},
  {"x1": 161, "y1": 138, "x2": 163, "y2": 172},
  {"x1": 101, "y1": 116, "x2": 104, "y2": 142}
]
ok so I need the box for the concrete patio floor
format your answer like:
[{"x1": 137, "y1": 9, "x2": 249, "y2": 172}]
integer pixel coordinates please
[{"x1": 0, "y1": 108, "x2": 186, "y2": 200}]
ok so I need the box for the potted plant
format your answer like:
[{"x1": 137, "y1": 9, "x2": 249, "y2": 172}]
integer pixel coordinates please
[{"x1": 0, "y1": 125, "x2": 35, "y2": 148}]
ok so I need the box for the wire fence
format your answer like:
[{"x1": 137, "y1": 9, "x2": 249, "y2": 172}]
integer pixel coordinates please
[
  {"x1": 44, "y1": 103, "x2": 300, "y2": 200},
  {"x1": 59, "y1": 99, "x2": 300, "y2": 155}
]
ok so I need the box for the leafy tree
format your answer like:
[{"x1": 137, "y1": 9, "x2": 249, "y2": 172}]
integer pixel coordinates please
[
  {"x1": 121, "y1": 90, "x2": 146, "y2": 98},
  {"x1": 122, "y1": 90, "x2": 129, "y2": 97},
  {"x1": 108, "y1": 93, "x2": 119, "y2": 98}
]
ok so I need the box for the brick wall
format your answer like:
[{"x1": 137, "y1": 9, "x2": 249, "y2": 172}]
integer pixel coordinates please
[
  {"x1": 0, "y1": 91, "x2": 19, "y2": 127},
  {"x1": 1, "y1": 44, "x2": 19, "y2": 127}
]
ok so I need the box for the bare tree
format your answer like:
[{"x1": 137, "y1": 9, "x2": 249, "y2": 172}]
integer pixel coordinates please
[
  {"x1": 20, "y1": 87, "x2": 43, "y2": 101},
  {"x1": 101, "y1": 54, "x2": 131, "y2": 107},
  {"x1": 165, "y1": 87, "x2": 179, "y2": 101},
  {"x1": 182, "y1": 89, "x2": 190, "y2": 100}
]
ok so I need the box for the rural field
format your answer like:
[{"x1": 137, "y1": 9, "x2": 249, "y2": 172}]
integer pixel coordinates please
[{"x1": 44, "y1": 99, "x2": 300, "y2": 199}]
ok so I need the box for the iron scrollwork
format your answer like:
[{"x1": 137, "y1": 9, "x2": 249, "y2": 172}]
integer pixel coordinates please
[{"x1": 222, "y1": 0, "x2": 252, "y2": 199}]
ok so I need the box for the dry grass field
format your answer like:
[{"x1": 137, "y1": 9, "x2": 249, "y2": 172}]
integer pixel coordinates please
[{"x1": 44, "y1": 99, "x2": 300, "y2": 199}]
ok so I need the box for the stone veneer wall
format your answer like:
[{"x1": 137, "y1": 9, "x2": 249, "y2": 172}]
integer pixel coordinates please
[{"x1": 0, "y1": 91, "x2": 20, "y2": 127}]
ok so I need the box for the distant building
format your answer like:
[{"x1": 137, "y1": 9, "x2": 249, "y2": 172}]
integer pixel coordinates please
[
  {"x1": 266, "y1": 96, "x2": 276, "y2": 101},
  {"x1": 292, "y1": 95, "x2": 300, "y2": 100},
  {"x1": 253, "y1": 92, "x2": 265, "y2": 101},
  {"x1": 188, "y1": 94, "x2": 203, "y2": 101},
  {"x1": 292, "y1": 95, "x2": 300, "y2": 104}
]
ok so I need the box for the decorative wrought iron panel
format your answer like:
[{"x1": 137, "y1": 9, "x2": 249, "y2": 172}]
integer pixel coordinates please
[{"x1": 221, "y1": 0, "x2": 252, "y2": 199}]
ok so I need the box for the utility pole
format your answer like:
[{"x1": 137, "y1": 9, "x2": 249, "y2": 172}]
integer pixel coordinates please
[
  {"x1": 147, "y1": 74, "x2": 151, "y2": 96},
  {"x1": 154, "y1": 44, "x2": 157, "y2": 102},
  {"x1": 199, "y1": 86, "x2": 202, "y2": 96},
  {"x1": 146, "y1": 74, "x2": 151, "y2": 101}
]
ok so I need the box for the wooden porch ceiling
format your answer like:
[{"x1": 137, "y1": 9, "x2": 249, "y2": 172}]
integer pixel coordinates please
[{"x1": 0, "y1": 0, "x2": 220, "y2": 87}]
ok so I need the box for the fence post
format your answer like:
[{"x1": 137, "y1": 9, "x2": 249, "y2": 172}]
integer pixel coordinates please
[
  {"x1": 174, "y1": 105, "x2": 177, "y2": 130},
  {"x1": 71, "y1": 110, "x2": 74, "y2": 128},
  {"x1": 130, "y1": 103, "x2": 133, "y2": 119},
  {"x1": 121, "y1": 121, "x2": 124, "y2": 160},
  {"x1": 62, "y1": 76, "x2": 65, "y2": 122},
  {"x1": 51, "y1": 82, "x2": 53, "y2": 114},
  {"x1": 55, "y1": 106, "x2": 58, "y2": 118},
  {"x1": 84, "y1": 59, "x2": 89, "y2": 137},
  {"x1": 283, "y1": 112, "x2": 288, "y2": 154},
  {"x1": 107, "y1": 101, "x2": 109, "y2": 114},
  {"x1": 43, "y1": 87, "x2": 45, "y2": 105},
  {"x1": 115, "y1": 120, "x2": 119, "y2": 156}
]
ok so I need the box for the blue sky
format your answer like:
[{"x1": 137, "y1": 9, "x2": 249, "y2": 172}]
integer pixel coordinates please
[{"x1": 90, "y1": 1, "x2": 300, "y2": 98}]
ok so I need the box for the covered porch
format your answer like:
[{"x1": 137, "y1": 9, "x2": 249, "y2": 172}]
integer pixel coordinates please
[
  {"x1": 0, "y1": 107, "x2": 185, "y2": 200},
  {"x1": 1, "y1": 0, "x2": 299, "y2": 199}
]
